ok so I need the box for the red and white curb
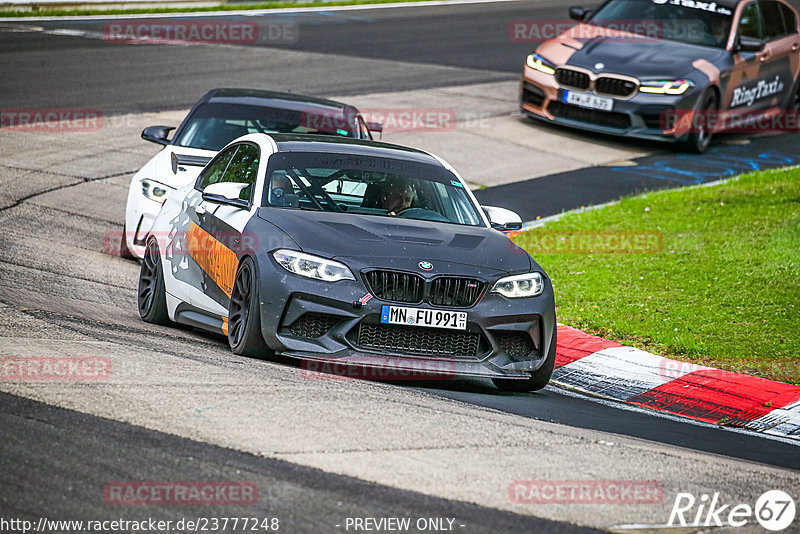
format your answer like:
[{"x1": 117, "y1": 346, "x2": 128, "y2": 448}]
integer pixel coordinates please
[{"x1": 553, "y1": 325, "x2": 800, "y2": 441}]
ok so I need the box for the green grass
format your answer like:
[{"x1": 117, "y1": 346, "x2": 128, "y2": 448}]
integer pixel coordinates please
[
  {"x1": 511, "y1": 166, "x2": 800, "y2": 385},
  {"x1": 0, "y1": 0, "x2": 431, "y2": 18}
]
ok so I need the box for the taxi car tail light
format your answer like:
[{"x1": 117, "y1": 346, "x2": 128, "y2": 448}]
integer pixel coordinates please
[
  {"x1": 639, "y1": 80, "x2": 693, "y2": 95},
  {"x1": 273, "y1": 249, "x2": 355, "y2": 282},
  {"x1": 491, "y1": 272, "x2": 544, "y2": 298},
  {"x1": 526, "y1": 53, "x2": 556, "y2": 75}
]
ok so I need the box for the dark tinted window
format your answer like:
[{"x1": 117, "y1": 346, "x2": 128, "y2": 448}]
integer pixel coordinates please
[
  {"x1": 195, "y1": 146, "x2": 237, "y2": 191},
  {"x1": 174, "y1": 103, "x2": 357, "y2": 151},
  {"x1": 588, "y1": 0, "x2": 733, "y2": 48},
  {"x1": 761, "y1": 1, "x2": 788, "y2": 38},
  {"x1": 739, "y1": 2, "x2": 765, "y2": 40},
  {"x1": 262, "y1": 152, "x2": 484, "y2": 227},
  {"x1": 780, "y1": 2, "x2": 797, "y2": 33},
  {"x1": 220, "y1": 144, "x2": 260, "y2": 201}
]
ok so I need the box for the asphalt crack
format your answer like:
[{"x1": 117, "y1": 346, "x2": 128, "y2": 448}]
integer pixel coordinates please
[{"x1": 0, "y1": 167, "x2": 138, "y2": 214}]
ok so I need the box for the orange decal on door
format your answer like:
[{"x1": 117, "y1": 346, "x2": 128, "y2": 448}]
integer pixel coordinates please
[{"x1": 186, "y1": 222, "x2": 240, "y2": 298}]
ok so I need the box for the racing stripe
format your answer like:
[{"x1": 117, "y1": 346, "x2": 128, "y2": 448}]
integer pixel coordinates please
[{"x1": 186, "y1": 221, "x2": 239, "y2": 298}]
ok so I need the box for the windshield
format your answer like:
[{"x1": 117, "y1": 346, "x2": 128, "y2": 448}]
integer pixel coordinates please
[
  {"x1": 588, "y1": 0, "x2": 733, "y2": 48},
  {"x1": 263, "y1": 152, "x2": 485, "y2": 227},
  {"x1": 173, "y1": 103, "x2": 356, "y2": 151}
]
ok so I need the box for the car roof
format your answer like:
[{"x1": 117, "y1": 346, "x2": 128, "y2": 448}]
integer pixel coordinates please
[
  {"x1": 266, "y1": 133, "x2": 445, "y2": 167},
  {"x1": 202, "y1": 88, "x2": 351, "y2": 112}
]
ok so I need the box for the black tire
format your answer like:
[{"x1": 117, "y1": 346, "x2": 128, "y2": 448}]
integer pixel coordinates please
[
  {"x1": 492, "y1": 329, "x2": 557, "y2": 392},
  {"x1": 138, "y1": 239, "x2": 170, "y2": 324},
  {"x1": 228, "y1": 257, "x2": 272, "y2": 358},
  {"x1": 682, "y1": 89, "x2": 718, "y2": 154},
  {"x1": 119, "y1": 223, "x2": 136, "y2": 260},
  {"x1": 790, "y1": 76, "x2": 800, "y2": 111}
]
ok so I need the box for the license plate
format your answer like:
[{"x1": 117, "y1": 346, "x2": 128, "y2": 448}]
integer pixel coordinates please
[
  {"x1": 564, "y1": 91, "x2": 614, "y2": 111},
  {"x1": 380, "y1": 305, "x2": 467, "y2": 330}
]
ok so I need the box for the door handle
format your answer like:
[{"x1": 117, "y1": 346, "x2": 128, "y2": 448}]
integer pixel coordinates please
[{"x1": 195, "y1": 203, "x2": 207, "y2": 215}]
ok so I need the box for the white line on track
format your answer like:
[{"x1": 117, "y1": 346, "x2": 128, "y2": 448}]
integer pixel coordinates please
[{"x1": 0, "y1": 0, "x2": 524, "y2": 22}]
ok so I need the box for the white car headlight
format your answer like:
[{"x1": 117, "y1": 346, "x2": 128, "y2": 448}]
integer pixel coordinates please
[
  {"x1": 526, "y1": 53, "x2": 556, "y2": 75},
  {"x1": 272, "y1": 249, "x2": 355, "y2": 282},
  {"x1": 491, "y1": 272, "x2": 544, "y2": 298},
  {"x1": 639, "y1": 79, "x2": 693, "y2": 95},
  {"x1": 141, "y1": 180, "x2": 173, "y2": 202}
]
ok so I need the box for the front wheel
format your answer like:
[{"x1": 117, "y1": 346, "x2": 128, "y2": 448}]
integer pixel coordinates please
[
  {"x1": 138, "y1": 239, "x2": 170, "y2": 324},
  {"x1": 790, "y1": 76, "x2": 800, "y2": 111},
  {"x1": 228, "y1": 257, "x2": 272, "y2": 358},
  {"x1": 492, "y1": 329, "x2": 556, "y2": 392},
  {"x1": 682, "y1": 89, "x2": 718, "y2": 154}
]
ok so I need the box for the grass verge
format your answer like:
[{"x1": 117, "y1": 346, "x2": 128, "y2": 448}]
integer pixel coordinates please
[
  {"x1": 511, "y1": 166, "x2": 800, "y2": 385},
  {"x1": 0, "y1": 0, "x2": 432, "y2": 18}
]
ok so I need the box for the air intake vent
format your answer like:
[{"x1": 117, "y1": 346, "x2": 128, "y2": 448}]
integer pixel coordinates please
[
  {"x1": 357, "y1": 323, "x2": 482, "y2": 357},
  {"x1": 555, "y1": 68, "x2": 591, "y2": 90},
  {"x1": 363, "y1": 270, "x2": 424, "y2": 304},
  {"x1": 595, "y1": 77, "x2": 637, "y2": 98},
  {"x1": 287, "y1": 313, "x2": 341, "y2": 339},
  {"x1": 494, "y1": 332, "x2": 535, "y2": 358},
  {"x1": 429, "y1": 277, "x2": 485, "y2": 308}
]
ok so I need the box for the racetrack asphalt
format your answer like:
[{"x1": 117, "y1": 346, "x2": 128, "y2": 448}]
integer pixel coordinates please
[{"x1": 1, "y1": 1, "x2": 800, "y2": 531}]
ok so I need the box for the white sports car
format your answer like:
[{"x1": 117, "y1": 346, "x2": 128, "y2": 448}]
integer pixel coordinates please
[{"x1": 122, "y1": 88, "x2": 380, "y2": 259}]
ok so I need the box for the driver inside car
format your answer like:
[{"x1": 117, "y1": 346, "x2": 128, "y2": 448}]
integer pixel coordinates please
[{"x1": 381, "y1": 179, "x2": 415, "y2": 215}]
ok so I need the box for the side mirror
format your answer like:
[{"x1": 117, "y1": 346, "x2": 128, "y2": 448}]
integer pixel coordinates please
[
  {"x1": 201, "y1": 182, "x2": 250, "y2": 209},
  {"x1": 142, "y1": 125, "x2": 175, "y2": 146},
  {"x1": 737, "y1": 36, "x2": 765, "y2": 52},
  {"x1": 483, "y1": 206, "x2": 523, "y2": 233},
  {"x1": 569, "y1": 6, "x2": 589, "y2": 21}
]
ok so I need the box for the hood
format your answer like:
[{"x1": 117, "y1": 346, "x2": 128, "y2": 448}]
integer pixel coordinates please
[
  {"x1": 151, "y1": 145, "x2": 216, "y2": 190},
  {"x1": 538, "y1": 26, "x2": 728, "y2": 80},
  {"x1": 256, "y1": 208, "x2": 532, "y2": 276}
]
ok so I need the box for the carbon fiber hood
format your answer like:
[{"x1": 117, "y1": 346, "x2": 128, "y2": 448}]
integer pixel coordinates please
[{"x1": 256, "y1": 208, "x2": 533, "y2": 276}]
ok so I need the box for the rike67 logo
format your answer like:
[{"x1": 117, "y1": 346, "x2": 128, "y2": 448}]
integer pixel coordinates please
[{"x1": 668, "y1": 490, "x2": 796, "y2": 531}]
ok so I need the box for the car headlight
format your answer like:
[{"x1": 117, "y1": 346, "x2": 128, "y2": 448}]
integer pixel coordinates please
[
  {"x1": 526, "y1": 53, "x2": 556, "y2": 75},
  {"x1": 141, "y1": 180, "x2": 173, "y2": 202},
  {"x1": 491, "y1": 272, "x2": 544, "y2": 298},
  {"x1": 639, "y1": 79, "x2": 693, "y2": 95},
  {"x1": 272, "y1": 249, "x2": 355, "y2": 282}
]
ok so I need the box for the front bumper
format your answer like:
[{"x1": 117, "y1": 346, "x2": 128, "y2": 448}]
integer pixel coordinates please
[
  {"x1": 520, "y1": 66, "x2": 702, "y2": 142},
  {"x1": 255, "y1": 255, "x2": 557, "y2": 381},
  {"x1": 125, "y1": 180, "x2": 167, "y2": 259}
]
